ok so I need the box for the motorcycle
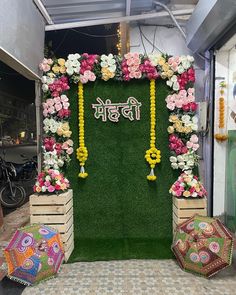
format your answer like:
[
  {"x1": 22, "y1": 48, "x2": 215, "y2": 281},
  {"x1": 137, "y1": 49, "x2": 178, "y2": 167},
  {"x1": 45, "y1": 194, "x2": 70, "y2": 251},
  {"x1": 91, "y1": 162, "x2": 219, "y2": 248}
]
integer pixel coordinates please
[{"x1": 0, "y1": 155, "x2": 37, "y2": 208}]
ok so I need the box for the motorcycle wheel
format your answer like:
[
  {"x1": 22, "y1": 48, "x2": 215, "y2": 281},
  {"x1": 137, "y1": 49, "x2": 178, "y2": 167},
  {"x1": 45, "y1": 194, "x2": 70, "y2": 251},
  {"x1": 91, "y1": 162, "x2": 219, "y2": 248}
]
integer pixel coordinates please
[{"x1": 0, "y1": 184, "x2": 26, "y2": 208}]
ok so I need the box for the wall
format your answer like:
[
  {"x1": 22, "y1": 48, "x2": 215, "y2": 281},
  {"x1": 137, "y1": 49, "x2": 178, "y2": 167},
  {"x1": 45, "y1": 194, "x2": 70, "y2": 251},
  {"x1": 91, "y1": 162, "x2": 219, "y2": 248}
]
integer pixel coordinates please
[
  {"x1": 0, "y1": 0, "x2": 45, "y2": 79},
  {"x1": 214, "y1": 47, "x2": 236, "y2": 217}
]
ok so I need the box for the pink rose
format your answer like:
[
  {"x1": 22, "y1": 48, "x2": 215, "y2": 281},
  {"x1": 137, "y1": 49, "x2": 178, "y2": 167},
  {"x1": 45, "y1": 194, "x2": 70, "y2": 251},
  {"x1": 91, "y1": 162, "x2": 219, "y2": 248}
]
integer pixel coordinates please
[
  {"x1": 192, "y1": 144, "x2": 199, "y2": 151},
  {"x1": 175, "y1": 100, "x2": 183, "y2": 108},
  {"x1": 182, "y1": 104, "x2": 190, "y2": 112},
  {"x1": 54, "y1": 96, "x2": 61, "y2": 104},
  {"x1": 48, "y1": 185, "x2": 55, "y2": 193},
  {"x1": 181, "y1": 146, "x2": 188, "y2": 154},
  {"x1": 187, "y1": 141, "x2": 193, "y2": 149},
  {"x1": 55, "y1": 103, "x2": 62, "y2": 111},
  {"x1": 190, "y1": 102, "x2": 197, "y2": 111},
  {"x1": 48, "y1": 106, "x2": 55, "y2": 114},
  {"x1": 133, "y1": 71, "x2": 142, "y2": 79},
  {"x1": 80, "y1": 76, "x2": 88, "y2": 84},
  {"x1": 168, "y1": 57, "x2": 175, "y2": 65},
  {"x1": 190, "y1": 134, "x2": 198, "y2": 143},
  {"x1": 44, "y1": 181, "x2": 51, "y2": 187},
  {"x1": 47, "y1": 99, "x2": 54, "y2": 106},
  {"x1": 43, "y1": 110, "x2": 48, "y2": 117},
  {"x1": 167, "y1": 102, "x2": 175, "y2": 110},
  {"x1": 67, "y1": 147, "x2": 73, "y2": 154}
]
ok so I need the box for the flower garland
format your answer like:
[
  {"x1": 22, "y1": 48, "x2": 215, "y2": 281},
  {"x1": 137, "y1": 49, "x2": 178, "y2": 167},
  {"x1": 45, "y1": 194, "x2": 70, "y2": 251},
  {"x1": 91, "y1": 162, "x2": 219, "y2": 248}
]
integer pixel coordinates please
[
  {"x1": 76, "y1": 82, "x2": 88, "y2": 178},
  {"x1": 145, "y1": 79, "x2": 161, "y2": 181},
  {"x1": 214, "y1": 81, "x2": 228, "y2": 142},
  {"x1": 38, "y1": 53, "x2": 206, "y2": 194}
]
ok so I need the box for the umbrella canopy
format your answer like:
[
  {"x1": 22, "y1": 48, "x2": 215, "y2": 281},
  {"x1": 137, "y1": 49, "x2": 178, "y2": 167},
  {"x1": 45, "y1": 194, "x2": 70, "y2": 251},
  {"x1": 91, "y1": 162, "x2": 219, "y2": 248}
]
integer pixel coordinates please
[
  {"x1": 4, "y1": 224, "x2": 64, "y2": 285},
  {"x1": 172, "y1": 214, "x2": 234, "y2": 278}
]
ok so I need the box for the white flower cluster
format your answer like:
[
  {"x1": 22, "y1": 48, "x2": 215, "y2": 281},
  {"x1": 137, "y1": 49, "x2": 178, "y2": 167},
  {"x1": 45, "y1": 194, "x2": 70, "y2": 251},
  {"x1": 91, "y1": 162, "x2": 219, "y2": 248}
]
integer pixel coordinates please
[
  {"x1": 147, "y1": 53, "x2": 162, "y2": 67},
  {"x1": 65, "y1": 53, "x2": 81, "y2": 75},
  {"x1": 169, "y1": 151, "x2": 198, "y2": 172},
  {"x1": 100, "y1": 54, "x2": 116, "y2": 72},
  {"x1": 43, "y1": 150, "x2": 71, "y2": 170},
  {"x1": 43, "y1": 118, "x2": 60, "y2": 134},
  {"x1": 41, "y1": 75, "x2": 55, "y2": 93},
  {"x1": 166, "y1": 75, "x2": 179, "y2": 91},
  {"x1": 181, "y1": 115, "x2": 198, "y2": 131}
]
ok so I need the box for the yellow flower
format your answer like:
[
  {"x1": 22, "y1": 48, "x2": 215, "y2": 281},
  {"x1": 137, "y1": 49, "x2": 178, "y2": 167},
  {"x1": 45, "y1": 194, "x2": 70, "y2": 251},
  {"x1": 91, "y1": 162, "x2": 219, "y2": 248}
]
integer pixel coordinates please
[
  {"x1": 158, "y1": 57, "x2": 165, "y2": 66},
  {"x1": 64, "y1": 130, "x2": 72, "y2": 137},
  {"x1": 62, "y1": 122, "x2": 69, "y2": 131},
  {"x1": 183, "y1": 191, "x2": 190, "y2": 197},
  {"x1": 52, "y1": 65, "x2": 60, "y2": 73},
  {"x1": 167, "y1": 126, "x2": 174, "y2": 134},
  {"x1": 60, "y1": 66, "x2": 66, "y2": 74},
  {"x1": 57, "y1": 127, "x2": 63, "y2": 136},
  {"x1": 58, "y1": 58, "x2": 65, "y2": 66},
  {"x1": 36, "y1": 186, "x2": 41, "y2": 193},
  {"x1": 167, "y1": 70, "x2": 174, "y2": 78},
  {"x1": 169, "y1": 115, "x2": 178, "y2": 122},
  {"x1": 162, "y1": 63, "x2": 169, "y2": 72}
]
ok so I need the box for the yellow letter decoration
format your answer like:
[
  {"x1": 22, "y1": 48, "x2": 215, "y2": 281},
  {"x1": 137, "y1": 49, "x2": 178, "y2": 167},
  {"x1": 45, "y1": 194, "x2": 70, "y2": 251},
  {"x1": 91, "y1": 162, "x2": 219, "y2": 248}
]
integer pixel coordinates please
[
  {"x1": 145, "y1": 79, "x2": 161, "y2": 181},
  {"x1": 76, "y1": 82, "x2": 89, "y2": 178}
]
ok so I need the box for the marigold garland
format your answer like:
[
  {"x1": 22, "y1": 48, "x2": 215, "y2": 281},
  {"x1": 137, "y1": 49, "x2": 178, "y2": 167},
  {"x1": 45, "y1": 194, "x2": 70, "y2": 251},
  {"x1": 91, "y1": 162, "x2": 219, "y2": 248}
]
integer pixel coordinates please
[
  {"x1": 145, "y1": 79, "x2": 161, "y2": 181},
  {"x1": 214, "y1": 81, "x2": 228, "y2": 142},
  {"x1": 76, "y1": 82, "x2": 88, "y2": 178}
]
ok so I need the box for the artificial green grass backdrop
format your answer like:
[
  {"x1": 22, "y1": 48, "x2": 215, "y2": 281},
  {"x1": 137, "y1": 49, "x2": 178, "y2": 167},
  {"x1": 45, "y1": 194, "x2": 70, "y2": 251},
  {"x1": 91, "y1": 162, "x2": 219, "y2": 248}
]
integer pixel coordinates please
[{"x1": 67, "y1": 79, "x2": 177, "y2": 261}]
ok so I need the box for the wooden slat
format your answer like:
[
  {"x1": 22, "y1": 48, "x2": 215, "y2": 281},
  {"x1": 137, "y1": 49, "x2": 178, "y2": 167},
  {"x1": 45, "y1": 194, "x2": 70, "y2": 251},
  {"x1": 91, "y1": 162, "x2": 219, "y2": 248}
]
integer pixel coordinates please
[
  {"x1": 60, "y1": 224, "x2": 74, "y2": 243},
  {"x1": 30, "y1": 207, "x2": 73, "y2": 224},
  {"x1": 173, "y1": 197, "x2": 207, "y2": 209},
  {"x1": 30, "y1": 189, "x2": 73, "y2": 205},
  {"x1": 47, "y1": 215, "x2": 74, "y2": 233},
  {"x1": 173, "y1": 205, "x2": 207, "y2": 218},
  {"x1": 64, "y1": 240, "x2": 74, "y2": 262},
  {"x1": 63, "y1": 232, "x2": 74, "y2": 251},
  {"x1": 30, "y1": 199, "x2": 73, "y2": 215}
]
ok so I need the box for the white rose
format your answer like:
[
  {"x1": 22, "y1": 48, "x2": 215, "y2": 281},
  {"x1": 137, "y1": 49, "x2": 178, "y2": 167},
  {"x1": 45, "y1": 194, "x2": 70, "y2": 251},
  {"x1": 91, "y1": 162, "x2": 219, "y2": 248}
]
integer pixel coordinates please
[
  {"x1": 187, "y1": 55, "x2": 194, "y2": 62},
  {"x1": 74, "y1": 53, "x2": 81, "y2": 60},
  {"x1": 192, "y1": 116, "x2": 198, "y2": 123},
  {"x1": 182, "y1": 60, "x2": 191, "y2": 69},
  {"x1": 180, "y1": 55, "x2": 187, "y2": 62},
  {"x1": 178, "y1": 162, "x2": 185, "y2": 169},
  {"x1": 182, "y1": 115, "x2": 190, "y2": 123},
  {"x1": 177, "y1": 155, "x2": 184, "y2": 162},
  {"x1": 41, "y1": 76, "x2": 47, "y2": 83},
  {"x1": 171, "y1": 75, "x2": 178, "y2": 82},
  {"x1": 187, "y1": 160, "x2": 194, "y2": 167},
  {"x1": 173, "y1": 82, "x2": 180, "y2": 91},
  {"x1": 109, "y1": 64, "x2": 116, "y2": 72},
  {"x1": 171, "y1": 163, "x2": 178, "y2": 169},
  {"x1": 58, "y1": 159, "x2": 64, "y2": 167},
  {"x1": 54, "y1": 164, "x2": 59, "y2": 170},
  {"x1": 41, "y1": 186, "x2": 47, "y2": 192},
  {"x1": 192, "y1": 192, "x2": 198, "y2": 197},
  {"x1": 166, "y1": 80, "x2": 173, "y2": 87},
  {"x1": 45, "y1": 175, "x2": 51, "y2": 181},
  {"x1": 66, "y1": 67, "x2": 74, "y2": 75},
  {"x1": 74, "y1": 66, "x2": 81, "y2": 74},
  {"x1": 170, "y1": 156, "x2": 177, "y2": 163},
  {"x1": 42, "y1": 84, "x2": 49, "y2": 92},
  {"x1": 177, "y1": 66, "x2": 185, "y2": 74},
  {"x1": 101, "y1": 61, "x2": 108, "y2": 68},
  {"x1": 54, "y1": 170, "x2": 60, "y2": 175}
]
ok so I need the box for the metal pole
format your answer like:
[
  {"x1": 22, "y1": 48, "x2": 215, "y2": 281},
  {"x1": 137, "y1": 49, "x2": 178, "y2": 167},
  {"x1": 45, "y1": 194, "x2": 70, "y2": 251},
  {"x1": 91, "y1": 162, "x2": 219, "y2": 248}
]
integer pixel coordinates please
[{"x1": 35, "y1": 80, "x2": 42, "y2": 173}]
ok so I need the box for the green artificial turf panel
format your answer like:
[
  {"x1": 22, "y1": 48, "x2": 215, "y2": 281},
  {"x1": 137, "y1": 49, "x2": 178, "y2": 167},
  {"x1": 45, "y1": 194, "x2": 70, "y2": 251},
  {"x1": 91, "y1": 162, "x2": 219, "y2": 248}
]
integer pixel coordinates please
[{"x1": 67, "y1": 79, "x2": 178, "y2": 261}]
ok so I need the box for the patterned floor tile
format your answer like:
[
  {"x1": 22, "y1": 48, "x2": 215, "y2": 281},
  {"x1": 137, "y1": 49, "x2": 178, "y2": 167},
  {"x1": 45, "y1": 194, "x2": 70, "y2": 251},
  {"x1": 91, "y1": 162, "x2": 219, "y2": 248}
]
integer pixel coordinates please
[{"x1": 22, "y1": 259, "x2": 236, "y2": 295}]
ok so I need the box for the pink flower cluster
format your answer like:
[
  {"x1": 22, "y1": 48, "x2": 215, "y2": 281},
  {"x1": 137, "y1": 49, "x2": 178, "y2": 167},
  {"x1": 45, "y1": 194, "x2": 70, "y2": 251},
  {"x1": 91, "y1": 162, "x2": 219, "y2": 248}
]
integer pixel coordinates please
[
  {"x1": 80, "y1": 53, "x2": 98, "y2": 74},
  {"x1": 186, "y1": 134, "x2": 199, "y2": 151},
  {"x1": 177, "y1": 68, "x2": 195, "y2": 90},
  {"x1": 80, "y1": 70, "x2": 96, "y2": 84},
  {"x1": 140, "y1": 59, "x2": 159, "y2": 80},
  {"x1": 39, "y1": 58, "x2": 53, "y2": 72},
  {"x1": 170, "y1": 172, "x2": 207, "y2": 198},
  {"x1": 48, "y1": 76, "x2": 70, "y2": 97},
  {"x1": 43, "y1": 95, "x2": 70, "y2": 117},
  {"x1": 169, "y1": 134, "x2": 188, "y2": 155},
  {"x1": 165, "y1": 88, "x2": 195, "y2": 111},
  {"x1": 122, "y1": 53, "x2": 142, "y2": 81},
  {"x1": 34, "y1": 169, "x2": 70, "y2": 193},
  {"x1": 168, "y1": 56, "x2": 181, "y2": 71},
  {"x1": 44, "y1": 137, "x2": 73, "y2": 155}
]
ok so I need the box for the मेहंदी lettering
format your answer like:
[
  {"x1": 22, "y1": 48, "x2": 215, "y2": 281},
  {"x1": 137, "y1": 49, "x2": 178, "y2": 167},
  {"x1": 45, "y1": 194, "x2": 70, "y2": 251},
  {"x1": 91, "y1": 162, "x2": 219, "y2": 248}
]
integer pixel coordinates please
[{"x1": 92, "y1": 97, "x2": 142, "y2": 122}]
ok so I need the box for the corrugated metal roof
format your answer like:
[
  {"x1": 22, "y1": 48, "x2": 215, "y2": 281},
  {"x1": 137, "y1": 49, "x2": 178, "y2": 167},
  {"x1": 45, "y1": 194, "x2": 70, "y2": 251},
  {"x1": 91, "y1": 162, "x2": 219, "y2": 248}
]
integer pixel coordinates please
[{"x1": 41, "y1": 0, "x2": 155, "y2": 24}]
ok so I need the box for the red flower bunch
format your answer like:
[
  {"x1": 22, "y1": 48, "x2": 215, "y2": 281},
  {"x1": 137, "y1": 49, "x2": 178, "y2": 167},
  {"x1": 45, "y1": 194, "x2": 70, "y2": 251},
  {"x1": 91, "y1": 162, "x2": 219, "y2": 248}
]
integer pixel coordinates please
[
  {"x1": 80, "y1": 53, "x2": 98, "y2": 74},
  {"x1": 48, "y1": 76, "x2": 70, "y2": 97},
  {"x1": 140, "y1": 59, "x2": 159, "y2": 80},
  {"x1": 44, "y1": 137, "x2": 55, "y2": 152},
  {"x1": 177, "y1": 68, "x2": 195, "y2": 90},
  {"x1": 182, "y1": 102, "x2": 198, "y2": 112},
  {"x1": 58, "y1": 108, "x2": 71, "y2": 119},
  {"x1": 169, "y1": 134, "x2": 188, "y2": 155}
]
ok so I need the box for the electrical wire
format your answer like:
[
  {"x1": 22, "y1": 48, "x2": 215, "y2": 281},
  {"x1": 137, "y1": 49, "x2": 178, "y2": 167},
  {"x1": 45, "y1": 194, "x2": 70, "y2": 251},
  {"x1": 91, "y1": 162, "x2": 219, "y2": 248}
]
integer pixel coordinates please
[
  {"x1": 151, "y1": 26, "x2": 158, "y2": 53},
  {"x1": 138, "y1": 25, "x2": 165, "y2": 54},
  {"x1": 70, "y1": 28, "x2": 117, "y2": 38},
  {"x1": 53, "y1": 30, "x2": 69, "y2": 53},
  {"x1": 138, "y1": 26, "x2": 147, "y2": 55}
]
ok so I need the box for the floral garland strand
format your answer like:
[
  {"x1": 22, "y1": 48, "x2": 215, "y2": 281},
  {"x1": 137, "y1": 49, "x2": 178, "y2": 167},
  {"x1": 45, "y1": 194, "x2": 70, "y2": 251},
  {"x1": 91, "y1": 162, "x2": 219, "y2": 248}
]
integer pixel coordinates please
[
  {"x1": 145, "y1": 79, "x2": 161, "y2": 181},
  {"x1": 214, "y1": 81, "x2": 228, "y2": 142},
  {"x1": 76, "y1": 82, "x2": 88, "y2": 178}
]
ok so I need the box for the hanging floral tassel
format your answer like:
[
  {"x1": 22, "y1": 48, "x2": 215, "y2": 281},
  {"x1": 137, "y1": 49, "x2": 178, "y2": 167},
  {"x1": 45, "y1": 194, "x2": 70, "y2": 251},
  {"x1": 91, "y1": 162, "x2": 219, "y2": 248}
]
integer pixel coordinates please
[
  {"x1": 145, "y1": 79, "x2": 161, "y2": 181},
  {"x1": 76, "y1": 82, "x2": 88, "y2": 178}
]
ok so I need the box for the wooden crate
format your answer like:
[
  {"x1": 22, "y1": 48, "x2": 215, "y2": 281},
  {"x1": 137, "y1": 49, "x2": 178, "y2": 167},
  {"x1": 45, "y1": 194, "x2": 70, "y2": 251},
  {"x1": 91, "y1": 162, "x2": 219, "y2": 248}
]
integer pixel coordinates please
[
  {"x1": 173, "y1": 197, "x2": 207, "y2": 231},
  {"x1": 30, "y1": 189, "x2": 74, "y2": 262}
]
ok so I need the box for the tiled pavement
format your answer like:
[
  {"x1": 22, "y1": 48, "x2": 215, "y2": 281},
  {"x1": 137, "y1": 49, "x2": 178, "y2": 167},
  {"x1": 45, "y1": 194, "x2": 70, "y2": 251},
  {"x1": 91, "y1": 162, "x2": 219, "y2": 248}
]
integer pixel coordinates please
[
  {"x1": 1, "y1": 203, "x2": 236, "y2": 295},
  {"x1": 20, "y1": 259, "x2": 236, "y2": 295}
]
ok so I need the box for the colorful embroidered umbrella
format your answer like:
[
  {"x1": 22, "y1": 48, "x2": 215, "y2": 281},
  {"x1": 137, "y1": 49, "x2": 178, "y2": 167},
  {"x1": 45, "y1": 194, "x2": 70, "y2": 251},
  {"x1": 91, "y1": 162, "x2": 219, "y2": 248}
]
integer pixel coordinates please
[
  {"x1": 172, "y1": 215, "x2": 234, "y2": 278},
  {"x1": 4, "y1": 224, "x2": 64, "y2": 285}
]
